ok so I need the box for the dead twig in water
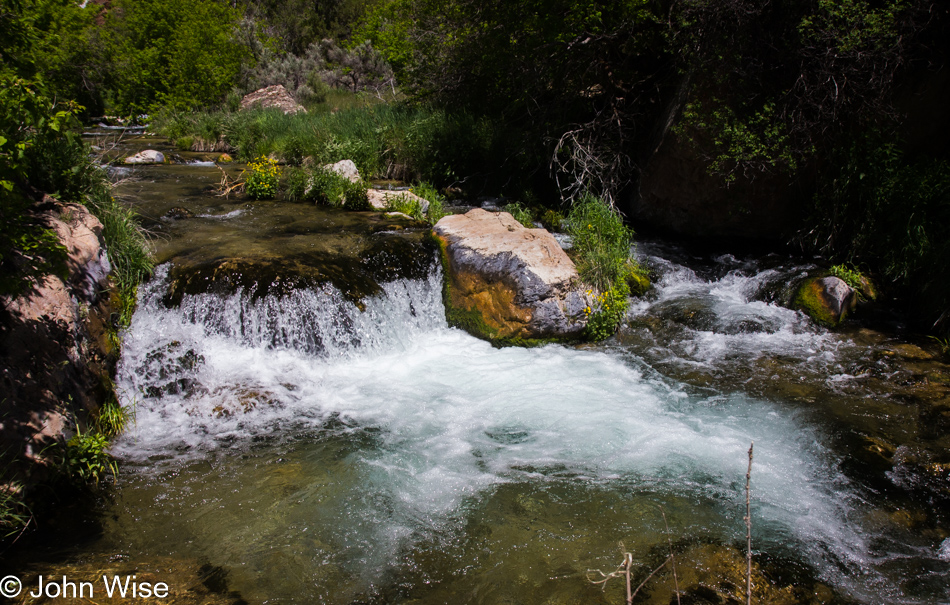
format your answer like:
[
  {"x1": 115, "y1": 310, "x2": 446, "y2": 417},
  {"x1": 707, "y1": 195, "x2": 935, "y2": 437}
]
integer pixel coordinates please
[
  {"x1": 588, "y1": 543, "x2": 672, "y2": 605},
  {"x1": 214, "y1": 164, "x2": 244, "y2": 198},
  {"x1": 746, "y1": 441, "x2": 754, "y2": 605}
]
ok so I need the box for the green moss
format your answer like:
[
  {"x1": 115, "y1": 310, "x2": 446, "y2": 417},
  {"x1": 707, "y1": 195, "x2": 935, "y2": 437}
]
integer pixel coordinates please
[
  {"x1": 624, "y1": 260, "x2": 652, "y2": 297},
  {"x1": 794, "y1": 278, "x2": 843, "y2": 327}
]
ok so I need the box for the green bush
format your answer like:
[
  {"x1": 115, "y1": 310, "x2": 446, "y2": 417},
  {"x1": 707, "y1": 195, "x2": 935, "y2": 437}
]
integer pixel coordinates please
[
  {"x1": 343, "y1": 179, "x2": 371, "y2": 210},
  {"x1": 413, "y1": 182, "x2": 448, "y2": 224},
  {"x1": 100, "y1": 0, "x2": 249, "y2": 113},
  {"x1": 583, "y1": 281, "x2": 630, "y2": 342},
  {"x1": 283, "y1": 164, "x2": 369, "y2": 208}
]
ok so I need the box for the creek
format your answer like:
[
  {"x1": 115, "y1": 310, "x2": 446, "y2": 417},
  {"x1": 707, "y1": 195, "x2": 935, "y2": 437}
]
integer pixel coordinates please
[{"x1": 9, "y1": 135, "x2": 950, "y2": 604}]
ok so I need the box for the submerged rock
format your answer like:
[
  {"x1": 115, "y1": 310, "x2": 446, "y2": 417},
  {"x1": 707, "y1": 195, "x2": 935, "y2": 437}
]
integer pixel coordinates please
[
  {"x1": 240, "y1": 84, "x2": 306, "y2": 114},
  {"x1": 794, "y1": 276, "x2": 856, "y2": 326},
  {"x1": 124, "y1": 149, "x2": 165, "y2": 164},
  {"x1": 432, "y1": 208, "x2": 587, "y2": 343}
]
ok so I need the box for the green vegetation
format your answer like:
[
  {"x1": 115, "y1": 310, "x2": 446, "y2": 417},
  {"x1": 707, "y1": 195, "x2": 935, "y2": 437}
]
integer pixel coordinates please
[
  {"x1": 59, "y1": 425, "x2": 118, "y2": 486},
  {"x1": 806, "y1": 134, "x2": 950, "y2": 330},
  {"x1": 503, "y1": 202, "x2": 535, "y2": 229},
  {"x1": 566, "y1": 194, "x2": 645, "y2": 340},
  {"x1": 244, "y1": 156, "x2": 282, "y2": 200},
  {"x1": 156, "y1": 104, "x2": 504, "y2": 188},
  {"x1": 283, "y1": 164, "x2": 369, "y2": 208},
  {"x1": 100, "y1": 0, "x2": 249, "y2": 114}
]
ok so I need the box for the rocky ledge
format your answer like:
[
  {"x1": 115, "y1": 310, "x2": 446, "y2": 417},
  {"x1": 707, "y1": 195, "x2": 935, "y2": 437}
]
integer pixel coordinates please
[
  {"x1": 432, "y1": 208, "x2": 588, "y2": 343},
  {"x1": 0, "y1": 199, "x2": 116, "y2": 486}
]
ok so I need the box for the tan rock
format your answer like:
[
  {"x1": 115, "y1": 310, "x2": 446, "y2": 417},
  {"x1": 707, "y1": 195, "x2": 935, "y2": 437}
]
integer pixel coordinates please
[
  {"x1": 239, "y1": 84, "x2": 306, "y2": 114},
  {"x1": 433, "y1": 208, "x2": 587, "y2": 342}
]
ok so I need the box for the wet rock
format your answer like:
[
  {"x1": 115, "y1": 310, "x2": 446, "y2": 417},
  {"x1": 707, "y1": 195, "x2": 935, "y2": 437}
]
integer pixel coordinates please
[
  {"x1": 794, "y1": 276, "x2": 856, "y2": 326},
  {"x1": 217, "y1": 152, "x2": 233, "y2": 163},
  {"x1": 432, "y1": 208, "x2": 587, "y2": 343},
  {"x1": 324, "y1": 159, "x2": 361, "y2": 182},
  {"x1": 240, "y1": 84, "x2": 306, "y2": 114},
  {"x1": 163, "y1": 206, "x2": 195, "y2": 220},
  {"x1": 639, "y1": 543, "x2": 814, "y2": 605},
  {"x1": 124, "y1": 149, "x2": 165, "y2": 164}
]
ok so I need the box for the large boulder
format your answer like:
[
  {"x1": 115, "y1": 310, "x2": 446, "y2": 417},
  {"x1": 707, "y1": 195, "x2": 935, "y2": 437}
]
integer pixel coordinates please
[
  {"x1": 240, "y1": 84, "x2": 306, "y2": 114},
  {"x1": 794, "y1": 276, "x2": 857, "y2": 326},
  {"x1": 432, "y1": 208, "x2": 588, "y2": 343}
]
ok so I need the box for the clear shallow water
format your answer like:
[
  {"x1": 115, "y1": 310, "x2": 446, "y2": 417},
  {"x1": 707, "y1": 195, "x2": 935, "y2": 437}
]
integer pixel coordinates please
[{"x1": 97, "y1": 252, "x2": 950, "y2": 603}]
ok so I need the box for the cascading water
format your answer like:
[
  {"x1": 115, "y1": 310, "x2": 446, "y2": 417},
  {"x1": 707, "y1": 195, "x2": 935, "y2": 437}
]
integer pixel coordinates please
[{"x1": 100, "y1": 245, "x2": 950, "y2": 604}]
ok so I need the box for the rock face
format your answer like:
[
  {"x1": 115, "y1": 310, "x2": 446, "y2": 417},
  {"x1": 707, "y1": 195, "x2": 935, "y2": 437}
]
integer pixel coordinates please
[
  {"x1": 240, "y1": 84, "x2": 306, "y2": 114},
  {"x1": 124, "y1": 149, "x2": 165, "y2": 164},
  {"x1": 0, "y1": 200, "x2": 116, "y2": 484},
  {"x1": 432, "y1": 209, "x2": 588, "y2": 342},
  {"x1": 795, "y1": 276, "x2": 857, "y2": 326}
]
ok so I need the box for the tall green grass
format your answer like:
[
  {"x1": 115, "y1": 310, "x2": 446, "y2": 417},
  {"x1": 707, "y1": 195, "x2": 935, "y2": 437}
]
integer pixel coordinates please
[{"x1": 154, "y1": 103, "x2": 504, "y2": 188}]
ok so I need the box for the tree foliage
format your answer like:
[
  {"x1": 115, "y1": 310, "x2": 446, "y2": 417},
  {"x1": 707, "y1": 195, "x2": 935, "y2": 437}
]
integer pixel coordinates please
[{"x1": 101, "y1": 0, "x2": 250, "y2": 114}]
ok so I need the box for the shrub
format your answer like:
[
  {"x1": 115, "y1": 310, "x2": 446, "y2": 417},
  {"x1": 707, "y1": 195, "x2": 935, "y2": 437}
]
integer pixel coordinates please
[
  {"x1": 412, "y1": 182, "x2": 448, "y2": 224},
  {"x1": 540, "y1": 209, "x2": 566, "y2": 232},
  {"x1": 243, "y1": 156, "x2": 281, "y2": 199},
  {"x1": 806, "y1": 132, "x2": 950, "y2": 332}
]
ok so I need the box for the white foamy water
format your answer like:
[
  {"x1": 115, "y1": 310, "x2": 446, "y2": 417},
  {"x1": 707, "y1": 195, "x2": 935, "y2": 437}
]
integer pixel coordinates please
[{"x1": 111, "y1": 264, "x2": 937, "y2": 603}]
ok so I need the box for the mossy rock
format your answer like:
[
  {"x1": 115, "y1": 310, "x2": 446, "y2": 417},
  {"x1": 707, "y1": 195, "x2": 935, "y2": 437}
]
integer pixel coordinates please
[
  {"x1": 626, "y1": 269, "x2": 652, "y2": 297},
  {"x1": 794, "y1": 276, "x2": 856, "y2": 327}
]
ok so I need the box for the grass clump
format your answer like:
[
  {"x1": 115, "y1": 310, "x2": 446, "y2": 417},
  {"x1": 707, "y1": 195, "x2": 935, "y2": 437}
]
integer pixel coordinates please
[
  {"x1": 153, "y1": 104, "x2": 505, "y2": 188},
  {"x1": 503, "y1": 202, "x2": 535, "y2": 228},
  {"x1": 60, "y1": 425, "x2": 117, "y2": 486},
  {"x1": 284, "y1": 165, "x2": 370, "y2": 209},
  {"x1": 567, "y1": 194, "x2": 647, "y2": 340},
  {"x1": 412, "y1": 182, "x2": 449, "y2": 224},
  {"x1": 829, "y1": 263, "x2": 863, "y2": 290},
  {"x1": 386, "y1": 193, "x2": 426, "y2": 221},
  {"x1": 568, "y1": 194, "x2": 634, "y2": 292}
]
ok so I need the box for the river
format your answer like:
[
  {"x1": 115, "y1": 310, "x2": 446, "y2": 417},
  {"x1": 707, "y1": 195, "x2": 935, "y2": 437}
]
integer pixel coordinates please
[{"x1": 9, "y1": 136, "x2": 950, "y2": 604}]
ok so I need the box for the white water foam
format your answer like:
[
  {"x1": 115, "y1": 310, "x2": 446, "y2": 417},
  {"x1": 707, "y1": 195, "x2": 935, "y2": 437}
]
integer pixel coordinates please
[{"x1": 113, "y1": 265, "x2": 903, "y2": 602}]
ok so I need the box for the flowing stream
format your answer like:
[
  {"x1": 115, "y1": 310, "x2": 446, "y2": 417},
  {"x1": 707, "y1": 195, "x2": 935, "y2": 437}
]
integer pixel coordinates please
[{"x1": 10, "y1": 138, "x2": 950, "y2": 604}]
